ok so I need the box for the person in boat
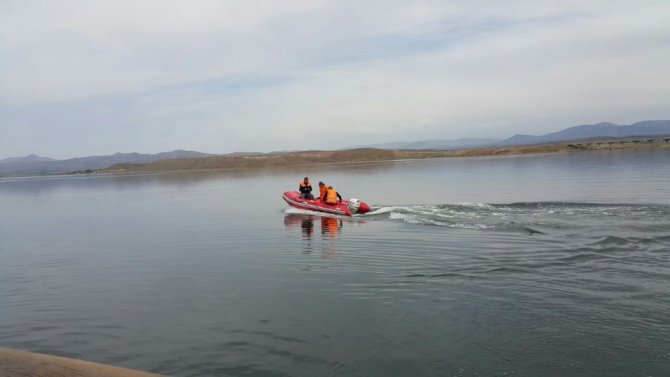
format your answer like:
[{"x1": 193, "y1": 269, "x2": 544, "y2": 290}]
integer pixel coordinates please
[
  {"x1": 325, "y1": 186, "x2": 342, "y2": 205},
  {"x1": 318, "y1": 181, "x2": 328, "y2": 202},
  {"x1": 299, "y1": 177, "x2": 314, "y2": 200}
]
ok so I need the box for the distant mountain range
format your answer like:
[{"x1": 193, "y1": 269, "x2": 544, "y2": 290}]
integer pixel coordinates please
[
  {"x1": 370, "y1": 120, "x2": 670, "y2": 150},
  {"x1": 2, "y1": 120, "x2": 669, "y2": 177},
  {"x1": 501, "y1": 120, "x2": 670, "y2": 146},
  {"x1": 0, "y1": 150, "x2": 217, "y2": 177}
]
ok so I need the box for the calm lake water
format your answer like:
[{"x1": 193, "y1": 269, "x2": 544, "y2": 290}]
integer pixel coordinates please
[{"x1": 1, "y1": 149, "x2": 669, "y2": 376}]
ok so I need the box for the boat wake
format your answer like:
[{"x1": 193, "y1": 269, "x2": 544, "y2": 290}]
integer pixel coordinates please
[{"x1": 361, "y1": 202, "x2": 670, "y2": 235}]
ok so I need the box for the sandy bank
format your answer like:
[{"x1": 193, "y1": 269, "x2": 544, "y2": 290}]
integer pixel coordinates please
[
  {"x1": 103, "y1": 139, "x2": 669, "y2": 174},
  {"x1": 0, "y1": 347, "x2": 162, "y2": 377},
  {"x1": 103, "y1": 146, "x2": 567, "y2": 173}
]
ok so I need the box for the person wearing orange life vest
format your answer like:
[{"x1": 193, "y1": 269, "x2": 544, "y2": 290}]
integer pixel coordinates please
[
  {"x1": 299, "y1": 177, "x2": 314, "y2": 199},
  {"x1": 318, "y1": 182, "x2": 328, "y2": 202},
  {"x1": 325, "y1": 186, "x2": 342, "y2": 205}
]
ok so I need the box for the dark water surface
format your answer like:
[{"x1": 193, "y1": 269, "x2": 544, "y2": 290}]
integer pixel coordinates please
[{"x1": 1, "y1": 150, "x2": 669, "y2": 376}]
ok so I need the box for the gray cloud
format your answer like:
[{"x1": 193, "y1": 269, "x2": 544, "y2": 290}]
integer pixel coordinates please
[{"x1": 1, "y1": 0, "x2": 669, "y2": 158}]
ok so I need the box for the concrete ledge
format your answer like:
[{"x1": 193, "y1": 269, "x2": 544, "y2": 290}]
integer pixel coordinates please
[{"x1": 0, "y1": 347, "x2": 163, "y2": 377}]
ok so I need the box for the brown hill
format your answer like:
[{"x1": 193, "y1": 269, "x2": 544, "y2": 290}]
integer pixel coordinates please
[
  {"x1": 104, "y1": 146, "x2": 569, "y2": 173},
  {"x1": 103, "y1": 139, "x2": 668, "y2": 174}
]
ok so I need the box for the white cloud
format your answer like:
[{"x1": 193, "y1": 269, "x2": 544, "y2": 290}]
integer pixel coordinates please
[{"x1": 1, "y1": 0, "x2": 669, "y2": 156}]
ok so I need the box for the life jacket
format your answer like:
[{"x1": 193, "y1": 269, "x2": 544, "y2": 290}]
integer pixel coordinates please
[
  {"x1": 299, "y1": 181, "x2": 312, "y2": 193},
  {"x1": 319, "y1": 185, "x2": 328, "y2": 200},
  {"x1": 326, "y1": 188, "x2": 338, "y2": 204}
]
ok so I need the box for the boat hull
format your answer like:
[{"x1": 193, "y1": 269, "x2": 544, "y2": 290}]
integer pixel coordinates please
[{"x1": 282, "y1": 191, "x2": 370, "y2": 216}]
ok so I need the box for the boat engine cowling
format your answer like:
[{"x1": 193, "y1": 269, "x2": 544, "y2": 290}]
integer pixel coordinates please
[{"x1": 347, "y1": 198, "x2": 361, "y2": 214}]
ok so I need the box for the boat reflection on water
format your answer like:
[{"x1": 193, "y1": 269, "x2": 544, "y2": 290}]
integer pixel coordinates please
[
  {"x1": 283, "y1": 214, "x2": 343, "y2": 240},
  {"x1": 283, "y1": 213, "x2": 318, "y2": 240},
  {"x1": 320, "y1": 216, "x2": 342, "y2": 239},
  {"x1": 284, "y1": 214, "x2": 360, "y2": 257}
]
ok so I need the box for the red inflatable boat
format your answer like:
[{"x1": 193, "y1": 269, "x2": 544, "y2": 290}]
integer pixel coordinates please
[{"x1": 282, "y1": 191, "x2": 371, "y2": 216}]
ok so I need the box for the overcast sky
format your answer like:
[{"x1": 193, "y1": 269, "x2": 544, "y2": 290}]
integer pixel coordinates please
[{"x1": 1, "y1": 0, "x2": 669, "y2": 159}]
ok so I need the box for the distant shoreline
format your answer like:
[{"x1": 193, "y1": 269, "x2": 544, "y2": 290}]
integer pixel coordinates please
[{"x1": 103, "y1": 138, "x2": 670, "y2": 174}]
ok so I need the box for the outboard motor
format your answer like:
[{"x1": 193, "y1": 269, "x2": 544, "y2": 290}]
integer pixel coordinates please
[{"x1": 347, "y1": 198, "x2": 361, "y2": 214}]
